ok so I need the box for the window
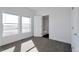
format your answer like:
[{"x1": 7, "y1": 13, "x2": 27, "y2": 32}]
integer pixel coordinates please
[
  {"x1": 2, "y1": 13, "x2": 18, "y2": 36},
  {"x1": 22, "y1": 17, "x2": 31, "y2": 33}
]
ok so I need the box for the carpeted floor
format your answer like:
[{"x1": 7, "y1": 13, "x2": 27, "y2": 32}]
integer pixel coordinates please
[{"x1": 0, "y1": 37, "x2": 72, "y2": 52}]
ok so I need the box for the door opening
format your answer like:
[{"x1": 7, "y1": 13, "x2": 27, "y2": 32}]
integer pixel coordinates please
[{"x1": 42, "y1": 15, "x2": 49, "y2": 38}]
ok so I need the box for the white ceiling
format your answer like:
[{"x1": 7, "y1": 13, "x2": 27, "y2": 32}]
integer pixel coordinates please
[
  {"x1": 29, "y1": 7, "x2": 54, "y2": 12},
  {"x1": 29, "y1": 7, "x2": 72, "y2": 12}
]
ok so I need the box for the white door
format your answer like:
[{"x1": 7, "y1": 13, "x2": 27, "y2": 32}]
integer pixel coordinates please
[{"x1": 72, "y1": 8, "x2": 79, "y2": 52}]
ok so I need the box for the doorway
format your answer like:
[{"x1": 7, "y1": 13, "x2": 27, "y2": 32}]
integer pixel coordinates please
[{"x1": 42, "y1": 15, "x2": 49, "y2": 38}]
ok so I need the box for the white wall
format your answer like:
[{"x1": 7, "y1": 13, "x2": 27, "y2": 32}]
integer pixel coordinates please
[
  {"x1": 34, "y1": 16, "x2": 43, "y2": 37},
  {"x1": 71, "y1": 8, "x2": 79, "y2": 52},
  {"x1": 0, "y1": 7, "x2": 36, "y2": 46},
  {"x1": 35, "y1": 7, "x2": 72, "y2": 44},
  {"x1": 52, "y1": 8, "x2": 72, "y2": 43},
  {"x1": 0, "y1": 11, "x2": 2, "y2": 46}
]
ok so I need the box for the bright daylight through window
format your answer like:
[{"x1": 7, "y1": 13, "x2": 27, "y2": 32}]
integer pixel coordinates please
[
  {"x1": 2, "y1": 13, "x2": 31, "y2": 37},
  {"x1": 22, "y1": 17, "x2": 31, "y2": 33},
  {"x1": 2, "y1": 13, "x2": 18, "y2": 37}
]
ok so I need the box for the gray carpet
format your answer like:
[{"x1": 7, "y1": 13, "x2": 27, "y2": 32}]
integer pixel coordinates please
[{"x1": 0, "y1": 37, "x2": 72, "y2": 52}]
